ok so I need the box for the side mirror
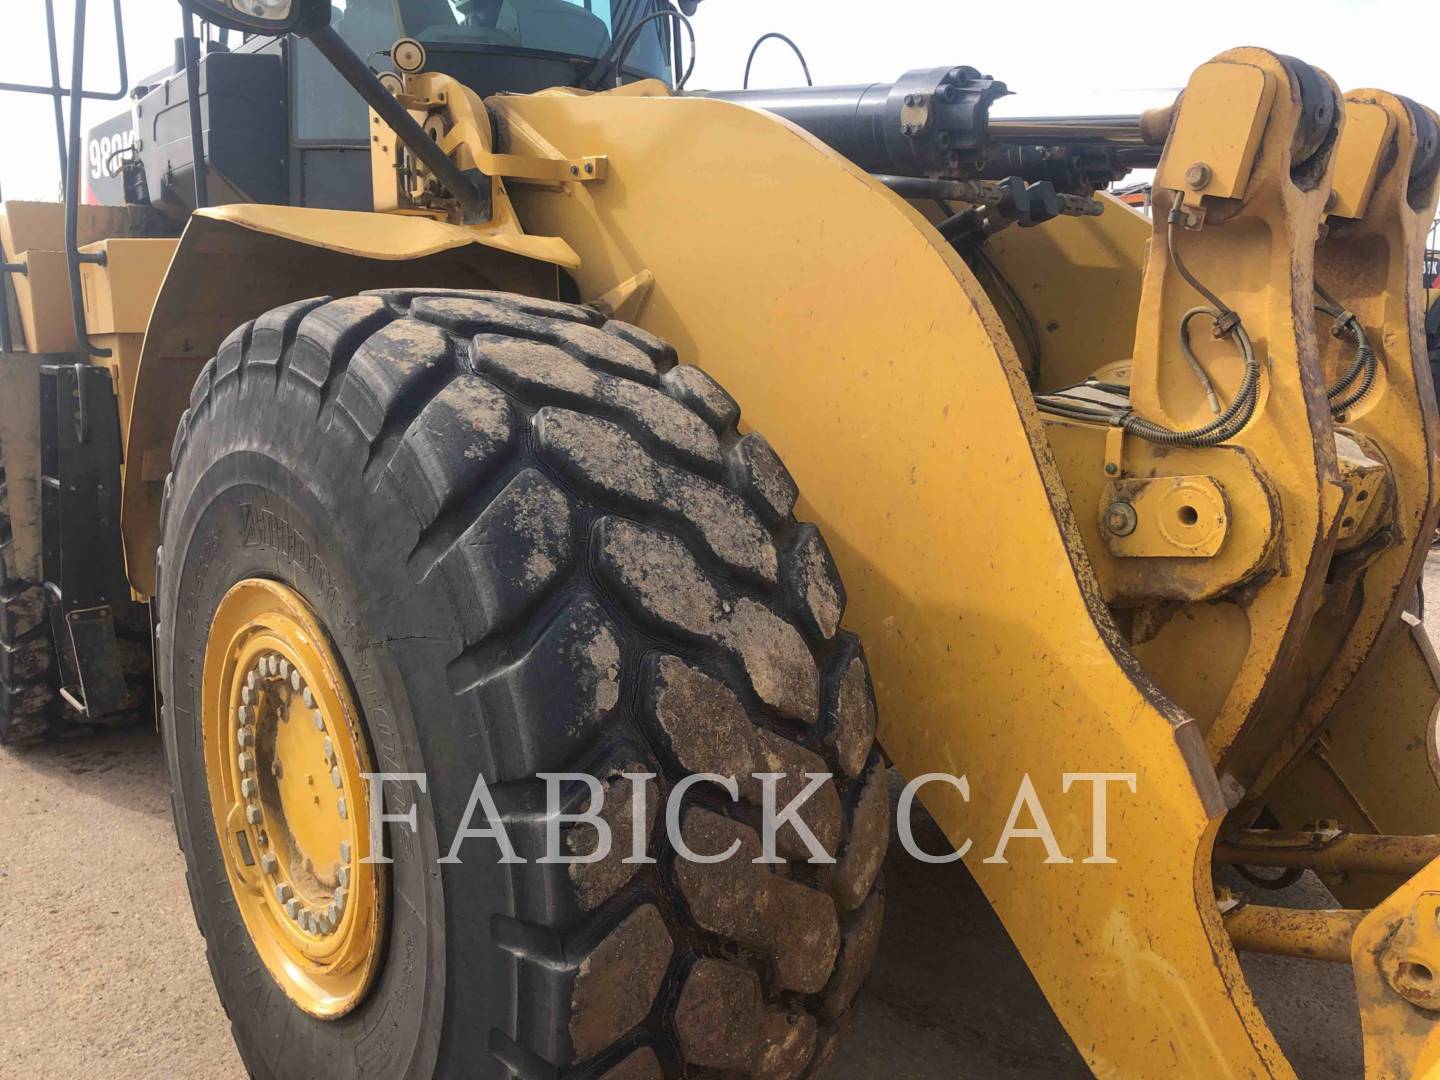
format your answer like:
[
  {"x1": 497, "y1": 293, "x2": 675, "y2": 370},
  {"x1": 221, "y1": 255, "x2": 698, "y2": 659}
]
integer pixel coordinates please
[{"x1": 178, "y1": 0, "x2": 330, "y2": 37}]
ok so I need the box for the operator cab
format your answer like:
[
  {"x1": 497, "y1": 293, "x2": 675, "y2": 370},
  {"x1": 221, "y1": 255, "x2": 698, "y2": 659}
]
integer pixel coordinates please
[{"x1": 109, "y1": 0, "x2": 679, "y2": 215}]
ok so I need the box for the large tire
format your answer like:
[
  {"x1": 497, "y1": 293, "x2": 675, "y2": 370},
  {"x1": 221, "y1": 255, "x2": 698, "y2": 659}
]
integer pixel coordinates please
[
  {"x1": 0, "y1": 436, "x2": 151, "y2": 744},
  {"x1": 158, "y1": 290, "x2": 888, "y2": 1078}
]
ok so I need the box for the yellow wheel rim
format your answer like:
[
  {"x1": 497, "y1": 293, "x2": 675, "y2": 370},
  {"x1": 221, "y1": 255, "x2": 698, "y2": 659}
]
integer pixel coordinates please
[{"x1": 203, "y1": 578, "x2": 385, "y2": 1019}]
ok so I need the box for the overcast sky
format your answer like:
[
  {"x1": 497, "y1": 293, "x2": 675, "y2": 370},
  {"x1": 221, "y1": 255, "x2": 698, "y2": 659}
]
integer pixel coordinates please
[{"x1": 2, "y1": 0, "x2": 1436, "y2": 201}]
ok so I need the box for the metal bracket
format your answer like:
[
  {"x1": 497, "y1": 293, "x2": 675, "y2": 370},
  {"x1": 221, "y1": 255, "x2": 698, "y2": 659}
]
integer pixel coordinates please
[
  {"x1": 1100, "y1": 475, "x2": 1229, "y2": 558},
  {"x1": 1155, "y1": 61, "x2": 1276, "y2": 209}
]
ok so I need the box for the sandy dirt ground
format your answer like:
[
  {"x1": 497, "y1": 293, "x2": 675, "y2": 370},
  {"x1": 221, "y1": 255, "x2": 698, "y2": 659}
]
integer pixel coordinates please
[{"x1": 4, "y1": 559, "x2": 1438, "y2": 1079}]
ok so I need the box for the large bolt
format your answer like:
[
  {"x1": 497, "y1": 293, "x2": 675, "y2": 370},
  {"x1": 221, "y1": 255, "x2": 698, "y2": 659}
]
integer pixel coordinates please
[
  {"x1": 313, "y1": 711, "x2": 325, "y2": 732},
  {"x1": 236, "y1": 727, "x2": 255, "y2": 749},
  {"x1": 340, "y1": 841, "x2": 351, "y2": 864},
  {"x1": 338, "y1": 865, "x2": 351, "y2": 887},
  {"x1": 245, "y1": 804, "x2": 263, "y2": 825},
  {"x1": 241, "y1": 778, "x2": 258, "y2": 799},
  {"x1": 336, "y1": 797, "x2": 348, "y2": 821},
  {"x1": 331, "y1": 767, "x2": 343, "y2": 789},
  {"x1": 261, "y1": 853, "x2": 279, "y2": 876},
  {"x1": 246, "y1": 670, "x2": 258, "y2": 690},
  {"x1": 1184, "y1": 161, "x2": 1211, "y2": 189},
  {"x1": 237, "y1": 752, "x2": 255, "y2": 773},
  {"x1": 241, "y1": 686, "x2": 254, "y2": 706},
  {"x1": 1103, "y1": 500, "x2": 1139, "y2": 536},
  {"x1": 302, "y1": 688, "x2": 315, "y2": 708},
  {"x1": 334, "y1": 885, "x2": 348, "y2": 912},
  {"x1": 285, "y1": 897, "x2": 301, "y2": 919},
  {"x1": 323, "y1": 737, "x2": 336, "y2": 765},
  {"x1": 276, "y1": 882, "x2": 293, "y2": 904},
  {"x1": 279, "y1": 659, "x2": 291, "y2": 680},
  {"x1": 290, "y1": 670, "x2": 302, "y2": 692}
]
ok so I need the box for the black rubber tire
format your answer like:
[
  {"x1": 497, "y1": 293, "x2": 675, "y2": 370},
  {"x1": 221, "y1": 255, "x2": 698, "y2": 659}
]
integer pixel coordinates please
[
  {"x1": 158, "y1": 290, "x2": 888, "y2": 1079},
  {"x1": 0, "y1": 436, "x2": 151, "y2": 745}
]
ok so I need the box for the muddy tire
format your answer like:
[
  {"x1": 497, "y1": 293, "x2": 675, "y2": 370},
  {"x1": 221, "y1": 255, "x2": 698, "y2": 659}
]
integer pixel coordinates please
[
  {"x1": 158, "y1": 290, "x2": 887, "y2": 1078},
  {"x1": 0, "y1": 438, "x2": 151, "y2": 745}
]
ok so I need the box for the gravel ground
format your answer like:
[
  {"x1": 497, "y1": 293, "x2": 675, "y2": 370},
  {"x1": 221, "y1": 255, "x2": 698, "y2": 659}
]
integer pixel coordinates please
[{"x1": 4, "y1": 557, "x2": 1438, "y2": 1079}]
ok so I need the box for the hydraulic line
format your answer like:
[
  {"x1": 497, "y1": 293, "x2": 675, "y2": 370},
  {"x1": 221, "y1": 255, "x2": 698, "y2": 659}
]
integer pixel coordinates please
[
  {"x1": 1035, "y1": 193, "x2": 1262, "y2": 447},
  {"x1": 1315, "y1": 283, "x2": 1378, "y2": 416}
]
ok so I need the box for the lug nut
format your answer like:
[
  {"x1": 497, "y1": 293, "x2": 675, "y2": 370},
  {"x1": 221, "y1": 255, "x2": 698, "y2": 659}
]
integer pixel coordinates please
[
  {"x1": 237, "y1": 752, "x2": 255, "y2": 772},
  {"x1": 236, "y1": 727, "x2": 255, "y2": 748},
  {"x1": 285, "y1": 897, "x2": 301, "y2": 919},
  {"x1": 331, "y1": 767, "x2": 343, "y2": 789},
  {"x1": 246, "y1": 670, "x2": 258, "y2": 690},
  {"x1": 323, "y1": 737, "x2": 335, "y2": 765},
  {"x1": 261, "y1": 853, "x2": 279, "y2": 876},
  {"x1": 246, "y1": 804, "x2": 263, "y2": 825},
  {"x1": 334, "y1": 885, "x2": 347, "y2": 912},
  {"x1": 291, "y1": 670, "x2": 302, "y2": 692},
  {"x1": 241, "y1": 686, "x2": 254, "y2": 706},
  {"x1": 236, "y1": 705, "x2": 252, "y2": 725},
  {"x1": 276, "y1": 882, "x2": 293, "y2": 904},
  {"x1": 313, "y1": 711, "x2": 325, "y2": 732},
  {"x1": 340, "y1": 841, "x2": 351, "y2": 864},
  {"x1": 279, "y1": 659, "x2": 291, "y2": 679},
  {"x1": 302, "y1": 688, "x2": 315, "y2": 708},
  {"x1": 336, "y1": 797, "x2": 348, "y2": 821},
  {"x1": 241, "y1": 778, "x2": 258, "y2": 799}
]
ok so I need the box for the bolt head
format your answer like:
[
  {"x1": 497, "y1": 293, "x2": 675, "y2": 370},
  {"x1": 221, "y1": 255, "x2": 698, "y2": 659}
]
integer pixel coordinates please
[
  {"x1": 313, "y1": 711, "x2": 325, "y2": 732},
  {"x1": 246, "y1": 804, "x2": 263, "y2": 825},
  {"x1": 1184, "y1": 161, "x2": 1211, "y2": 189},
  {"x1": 334, "y1": 885, "x2": 348, "y2": 912},
  {"x1": 340, "y1": 841, "x2": 352, "y2": 864},
  {"x1": 337, "y1": 797, "x2": 348, "y2": 821},
  {"x1": 241, "y1": 687, "x2": 254, "y2": 706},
  {"x1": 331, "y1": 767, "x2": 344, "y2": 789},
  {"x1": 276, "y1": 882, "x2": 292, "y2": 903},
  {"x1": 241, "y1": 777, "x2": 258, "y2": 799},
  {"x1": 302, "y1": 688, "x2": 315, "y2": 708},
  {"x1": 279, "y1": 659, "x2": 291, "y2": 679},
  {"x1": 323, "y1": 737, "x2": 336, "y2": 764},
  {"x1": 569, "y1": 164, "x2": 580, "y2": 176},
  {"x1": 237, "y1": 727, "x2": 254, "y2": 748},
  {"x1": 1103, "y1": 500, "x2": 1139, "y2": 536},
  {"x1": 237, "y1": 752, "x2": 255, "y2": 773},
  {"x1": 338, "y1": 865, "x2": 351, "y2": 887},
  {"x1": 261, "y1": 853, "x2": 279, "y2": 876}
]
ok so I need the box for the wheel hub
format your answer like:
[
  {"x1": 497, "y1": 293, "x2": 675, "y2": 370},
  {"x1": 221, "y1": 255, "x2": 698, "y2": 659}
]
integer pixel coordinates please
[{"x1": 203, "y1": 578, "x2": 384, "y2": 1018}]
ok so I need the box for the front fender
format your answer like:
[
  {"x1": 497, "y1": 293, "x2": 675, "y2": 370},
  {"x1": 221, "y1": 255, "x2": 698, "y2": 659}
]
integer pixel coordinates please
[{"x1": 121, "y1": 205, "x2": 575, "y2": 598}]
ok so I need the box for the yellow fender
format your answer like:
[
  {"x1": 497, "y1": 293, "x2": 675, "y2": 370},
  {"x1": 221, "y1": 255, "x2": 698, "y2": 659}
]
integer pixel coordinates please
[
  {"x1": 492, "y1": 87, "x2": 1291, "y2": 1076},
  {"x1": 120, "y1": 204, "x2": 575, "y2": 597}
]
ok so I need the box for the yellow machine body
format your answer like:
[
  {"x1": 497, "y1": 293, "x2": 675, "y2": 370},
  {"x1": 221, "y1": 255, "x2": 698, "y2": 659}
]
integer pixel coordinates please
[{"x1": 4, "y1": 43, "x2": 1440, "y2": 1079}]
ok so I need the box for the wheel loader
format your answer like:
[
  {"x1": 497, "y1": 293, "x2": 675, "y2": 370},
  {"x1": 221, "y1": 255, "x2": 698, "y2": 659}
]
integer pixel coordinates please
[{"x1": 2, "y1": 0, "x2": 1439, "y2": 1076}]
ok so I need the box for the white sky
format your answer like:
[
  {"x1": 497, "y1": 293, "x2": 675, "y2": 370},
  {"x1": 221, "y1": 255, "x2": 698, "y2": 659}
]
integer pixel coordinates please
[{"x1": 1, "y1": 0, "x2": 1436, "y2": 201}]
